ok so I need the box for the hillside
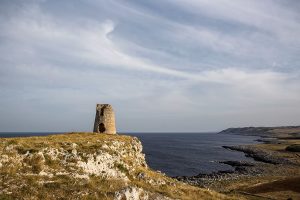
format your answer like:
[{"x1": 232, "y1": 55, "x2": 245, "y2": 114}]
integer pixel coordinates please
[
  {"x1": 0, "y1": 133, "x2": 235, "y2": 200},
  {"x1": 219, "y1": 126, "x2": 300, "y2": 138}
]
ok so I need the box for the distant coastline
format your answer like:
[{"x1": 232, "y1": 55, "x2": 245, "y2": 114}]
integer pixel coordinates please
[
  {"x1": 177, "y1": 125, "x2": 300, "y2": 199},
  {"x1": 219, "y1": 126, "x2": 300, "y2": 137}
]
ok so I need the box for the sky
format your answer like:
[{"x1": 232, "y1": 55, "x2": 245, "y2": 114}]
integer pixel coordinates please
[{"x1": 0, "y1": 0, "x2": 300, "y2": 132}]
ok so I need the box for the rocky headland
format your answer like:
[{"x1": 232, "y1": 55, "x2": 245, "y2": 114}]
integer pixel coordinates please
[
  {"x1": 219, "y1": 126, "x2": 300, "y2": 138},
  {"x1": 0, "y1": 132, "x2": 235, "y2": 200},
  {"x1": 176, "y1": 126, "x2": 300, "y2": 200}
]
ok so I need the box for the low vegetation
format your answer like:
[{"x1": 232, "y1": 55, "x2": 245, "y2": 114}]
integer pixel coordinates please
[{"x1": 286, "y1": 144, "x2": 300, "y2": 152}]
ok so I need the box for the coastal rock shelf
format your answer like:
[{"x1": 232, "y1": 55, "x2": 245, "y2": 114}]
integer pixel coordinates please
[
  {"x1": 176, "y1": 126, "x2": 300, "y2": 200},
  {"x1": 222, "y1": 145, "x2": 294, "y2": 165}
]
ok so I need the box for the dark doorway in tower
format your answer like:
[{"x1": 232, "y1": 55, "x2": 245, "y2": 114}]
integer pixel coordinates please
[{"x1": 99, "y1": 123, "x2": 106, "y2": 133}]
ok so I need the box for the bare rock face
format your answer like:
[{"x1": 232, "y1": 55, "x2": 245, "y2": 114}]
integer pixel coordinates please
[{"x1": 93, "y1": 104, "x2": 116, "y2": 134}]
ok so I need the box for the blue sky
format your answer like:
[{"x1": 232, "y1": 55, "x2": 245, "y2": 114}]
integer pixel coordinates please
[{"x1": 0, "y1": 0, "x2": 300, "y2": 132}]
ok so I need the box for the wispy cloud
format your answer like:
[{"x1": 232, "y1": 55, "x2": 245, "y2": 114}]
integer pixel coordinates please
[{"x1": 0, "y1": 0, "x2": 299, "y2": 131}]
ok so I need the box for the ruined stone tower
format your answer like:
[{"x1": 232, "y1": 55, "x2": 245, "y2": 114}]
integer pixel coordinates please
[{"x1": 93, "y1": 104, "x2": 116, "y2": 134}]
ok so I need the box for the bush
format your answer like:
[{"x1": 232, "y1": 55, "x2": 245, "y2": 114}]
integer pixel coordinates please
[{"x1": 286, "y1": 144, "x2": 300, "y2": 152}]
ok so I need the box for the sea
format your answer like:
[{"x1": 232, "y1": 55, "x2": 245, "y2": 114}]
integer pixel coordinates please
[{"x1": 0, "y1": 132, "x2": 259, "y2": 177}]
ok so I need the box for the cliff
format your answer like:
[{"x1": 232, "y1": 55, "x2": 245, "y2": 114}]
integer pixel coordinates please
[{"x1": 0, "y1": 133, "x2": 234, "y2": 200}]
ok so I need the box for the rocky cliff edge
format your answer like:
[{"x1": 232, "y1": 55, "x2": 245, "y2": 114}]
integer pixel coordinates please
[{"x1": 0, "y1": 133, "x2": 235, "y2": 200}]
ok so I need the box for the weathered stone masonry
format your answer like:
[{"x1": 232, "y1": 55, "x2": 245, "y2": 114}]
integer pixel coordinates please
[{"x1": 93, "y1": 104, "x2": 116, "y2": 134}]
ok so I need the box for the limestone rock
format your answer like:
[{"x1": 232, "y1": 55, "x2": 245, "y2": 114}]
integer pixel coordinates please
[{"x1": 0, "y1": 133, "x2": 233, "y2": 200}]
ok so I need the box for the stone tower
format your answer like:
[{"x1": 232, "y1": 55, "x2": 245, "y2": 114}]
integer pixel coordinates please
[{"x1": 93, "y1": 104, "x2": 116, "y2": 134}]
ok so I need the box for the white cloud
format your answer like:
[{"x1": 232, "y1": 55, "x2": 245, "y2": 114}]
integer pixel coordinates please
[
  {"x1": 170, "y1": 0, "x2": 300, "y2": 43},
  {"x1": 0, "y1": 0, "x2": 299, "y2": 131}
]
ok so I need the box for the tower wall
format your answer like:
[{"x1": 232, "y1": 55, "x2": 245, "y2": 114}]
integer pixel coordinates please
[{"x1": 93, "y1": 104, "x2": 116, "y2": 134}]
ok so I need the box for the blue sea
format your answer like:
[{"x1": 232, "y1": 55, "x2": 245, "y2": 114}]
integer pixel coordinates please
[{"x1": 0, "y1": 132, "x2": 258, "y2": 177}]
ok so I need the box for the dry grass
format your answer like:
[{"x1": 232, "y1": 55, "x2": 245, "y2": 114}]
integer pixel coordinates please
[{"x1": 240, "y1": 176, "x2": 300, "y2": 200}]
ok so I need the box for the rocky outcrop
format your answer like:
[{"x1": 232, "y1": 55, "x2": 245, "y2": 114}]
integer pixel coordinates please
[
  {"x1": 222, "y1": 145, "x2": 293, "y2": 165},
  {"x1": 175, "y1": 160, "x2": 264, "y2": 189},
  {"x1": 0, "y1": 133, "x2": 232, "y2": 200},
  {"x1": 114, "y1": 186, "x2": 173, "y2": 200},
  {"x1": 219, "y1": 160, "x2": 255, "y2": 167}
]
